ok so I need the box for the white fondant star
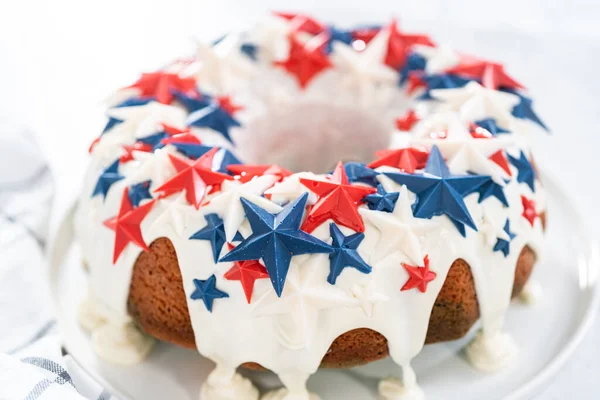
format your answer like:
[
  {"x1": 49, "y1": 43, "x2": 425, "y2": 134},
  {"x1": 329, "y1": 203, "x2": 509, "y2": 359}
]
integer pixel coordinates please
[
  {"x1": 430, "y1": 81, "x2": 520, "y2": 126},
  {"x1": 264, "y1": 173, "x2": 318, "y2": 205},
  {"x1": 127, "y1": 147, "x2": 176, "y2": 188},
  {"x1": 479, "y1": 206, "x2": 510, "y2": 247},
  {"x1": 350, "y1": 281, "x2": 389, "y2": 318},
  {"x1": 150, "y1": 193, "x2": 193, "y2": 237},
  {"x1": 203, "y1": 175, "x2": 282, "y2": 241},
  {"x1": 414, "y1": 45, "x2": 460, "y2": 74},
  {"x1": 104, "y1": 87, "x2": 140, "y2": 109},
  {"x1": 253, "y1": 259, "x2": 356, "y2": 350},
  {"x1": 106, "y1": 102, "x2": 187, "y2": 141}
]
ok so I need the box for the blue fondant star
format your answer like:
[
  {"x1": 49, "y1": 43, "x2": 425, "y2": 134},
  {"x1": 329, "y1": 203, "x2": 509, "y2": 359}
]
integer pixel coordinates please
[
  {"x1": 477, "y1": 179, "x2": 509, "y2": 207},
  {"x1": 190, "y1": 214, "x2": 227, "y2": 263},
  {"x1": 187, "y1": 103, "x2": 241, "y2": 143},
  {"x1": 128, "y1": 180, "x2": 153, "y2": 207},
  {"x1": 383, "y1": 145, "x2": 491, "y2": 232},
  {"x1": 474, "y1": 118, "x2": 510, "y2": 136},
  {"x1": 190, "y1": 274, "x2": 229, "y2": 312},
  {"x1": 493, "y1": 219, "x2": 516, "y2": 257},
  {"x1": 102, "y1": 97, "x2": 155, "y2": 134},
  {"x1": 173, "y1": 91, "x2": 212, "y2": 114},
  {"x1": 508, "y1": 151, "x2": 536, "y2": 191},
  {"x1": 232, "y1": 231, "x2": 245, "y2": 242},
  {"x1": 327, "y1": 223, "x2": 372, "y2": 284},
  {"x1": 241, "y1": 42, "x2": 258, "y2": 60},
  {"x1": 399, "y1": 52, "x2": 427, "y2": 85},
  {"x1": 501, "y1": 88, "x2": 548, "y2": 131},
  {"x1": 138, "y1": 131, "x2": 168, "y2": 150},
  {"x1": 172, "y1": 142, "x2": 214, "y2": 160},
  {"x1": 364, "y1": 184, "x2": 399, "y2": 213},
  {"x1": 324, "y1": 25, "x2": 354, "y2": 54},
  {"x1": 344, "y1": 162, "x2": 380, "y2": 186},
  {"x1": 419, "y1": 73, "x2": 473, "y2": 100},
  {"x1": 92, "y1": 159, "x2": 124, "y2": 199},
  {"x1": 214, "y1": 148, "x2": 243, "y2": 174},
  {"x1": 219, "y1": 192, "x2": 333, "y2": 297}
]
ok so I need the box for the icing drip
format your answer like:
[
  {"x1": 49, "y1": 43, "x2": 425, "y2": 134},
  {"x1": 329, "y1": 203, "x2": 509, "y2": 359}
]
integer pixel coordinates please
[
  {"x1": 200, "y1": 364, "x2": 259, "y2": 400},
  {"x1": 518, "y1": 280, "x2": 543, "y2": 305},
  {"x1": 77, "y1": 294, "x2": 106, "y2": 332},
  {"x1": 465, "y1": 330, "x2": 518, "y2": 372},
  {"x1": 261, "y1": 373, "x2": 319, "y2": 400},
  {"x1": 378, "y1": 364, "x2": 424, "y2": 400},
  {"x1": 91, "y1": 322, "x2": 155, "y2": 365},
  {"x1": 260, "y1": 388, "x2": 321, "y2": 400}
]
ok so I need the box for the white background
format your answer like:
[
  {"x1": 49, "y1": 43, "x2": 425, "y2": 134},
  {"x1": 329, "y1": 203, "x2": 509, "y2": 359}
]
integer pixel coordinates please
[{"x1": 0, "y1": 0, "x2": 598, "y2": 398}]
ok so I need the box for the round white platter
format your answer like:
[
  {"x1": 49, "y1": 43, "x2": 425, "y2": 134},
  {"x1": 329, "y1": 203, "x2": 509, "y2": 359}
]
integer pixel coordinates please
[{"x1": 48, "y1": 173, "x2": 599, "y2": 400}]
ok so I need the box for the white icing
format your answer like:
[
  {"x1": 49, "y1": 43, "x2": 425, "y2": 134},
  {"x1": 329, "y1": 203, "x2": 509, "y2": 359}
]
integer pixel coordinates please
[
  {"x1": 518, "y1": 280, "x2": 543, "y2": 305},
  {"x1": 261, "y1": 388, "x2": 321, "y2": 400},
  {"x1": 76, "y1": 15, "x2": 548, "y2": 399}
]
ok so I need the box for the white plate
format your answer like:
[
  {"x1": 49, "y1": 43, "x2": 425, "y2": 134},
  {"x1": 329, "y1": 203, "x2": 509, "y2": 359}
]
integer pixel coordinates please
[{"x1": 48, "y1": 173, "x2": 599, "y2": 400}]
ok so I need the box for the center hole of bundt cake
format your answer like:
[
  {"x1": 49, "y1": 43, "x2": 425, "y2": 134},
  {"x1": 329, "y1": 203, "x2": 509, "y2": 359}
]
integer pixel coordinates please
[{"x1": 235, "y1": 103, "x2": 392, "y2": 173}]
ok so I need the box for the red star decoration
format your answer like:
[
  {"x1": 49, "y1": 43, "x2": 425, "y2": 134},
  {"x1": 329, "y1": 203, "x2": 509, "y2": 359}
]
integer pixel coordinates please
[
  {"x1": 352, "y1": 28, "x2": 380, "y2": 46},
  {"x1": 227, "y1": 164, "x2": 292, "y2": 183},
  {"x1": 489, "y1": 150, "x2": 512, "y2": 176},
  {"x1": 223, "y1": 244, "x2": 270, "y2": 304},
  {"x1": 395, "y1": 109, "x2": 420, "y2": 131},
  {"x1": 274, "y1": 11, "x2": 326, "y2": 35},
  {"x1": 88, "y1": 136, "x2": 101, "y2": 154},
  {"x1": 300, "y1": 162, "x2": 376, "y2": 233},
  {"x1": 446, "y1": 59, "x2": 524, "y2": 90},
  {"x1": 521, "y1": 195, "x2": 539, "y2": 226},
  {"x1": 153, "y1": 148, "x2": 232, "y2": 208},
  {"x1": 126, "y1": 72, "x2": 197, "y2": 104},
  {"x1": 120, "y1": 142, "x2": 153, "y2": 163},
  {"x1": 368, "y1": 147, "x2": 429, "y2": 174},
  {"x1": 469, "y1": 122, "x2": 494, "y2": 139},
  {"x1": 216, "y1": 96, "x2": 244, "y2": 116},
  {"x1": 384, "y1": 20, "x2": 435, "y2": 70},
  {"x1": 103, "y1": 189, "x2": 156, "y2": 264},
  {"x1": 160, "y1": 124, "x2": 201, "y2": 145},
  {"x1": 401, "y1": 255, "x2": 436, "y2": 293},
  {"x1": 407, "y1": 72, "x2": 426, "y2": 94},
  {"x1": 274, "y1": 34, "x2": 333, "y2": 89}
]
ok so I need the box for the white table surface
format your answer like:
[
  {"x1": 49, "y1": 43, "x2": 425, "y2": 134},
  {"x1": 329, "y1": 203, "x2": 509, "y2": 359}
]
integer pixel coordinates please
[{"x1": 0, "y1": 0, "x2": 598, "y2": 398}]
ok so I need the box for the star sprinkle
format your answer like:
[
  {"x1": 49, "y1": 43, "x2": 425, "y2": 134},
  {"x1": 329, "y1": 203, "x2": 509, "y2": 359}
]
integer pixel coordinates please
[
  {"x1": 190, "y1": 274, "x2": 229, "y2": 312},
  {"x1": 120, "y1": 142, "x2": 153, "y2": 163},
  {"x1": 473, "y1": 118, "x2": 510, "y2": 136},
  {"x1": 173, "y1": 91, "x2": 211, "y2": 114},
  {"x1": 274, "y1": 34, "x2": 333, "y2": 88},
  {"x1": 508, "y1": 151, "x2": 536, "y2": 191},
  {"x1": 521, "y1": 195, "x2": 539, "y2": 226},
  {"x1": 240, "y1": 42, "x2": 258, "y2": 60},
  {"x1": 383, "y1": 145, "x2": 491, "y2": 233},
  {"x1": 300, "y1": 162, "x2": 376, "y2": 233},
  {"x1": 368, "y1": 147, "x2": 429, "y2": 173},
  {"x1": 227, "y1": 164, "x2": 292, "y2": 183},
  {"x1": 203, "y1": 175, "x2": 282, "y2": 242},
  {"x1": 103, "y1": 188, "x2": 156, "y2": 263},
  {"x1": 343, "y1": 162, "x2": 380, "y2": 186},
  {"x1": 446, "y1": 58, "x2": 524, "y2": 90},
  {"x1": 92, "y1": 159, "x2": 124, "y2": 199},
  {"x1": 414, "y1": 45, "x2": 460, "y2": 74},
  {"x1": 223, "y1": 244, "x2": 269, "y2": 304},
  {"x1": 479, "y1": 207, "x2": 511, "y2": 247},
  {"x1": 128, "y1": 180, "x2": 153, "y2": 207},
  {"x1": 493, "y1": 219, "x2": 516, "y2": 257},
  {"x1": 364, "y1": 184, "x2": 399, "y2": 213},
  {"x1": 395, "y1": 110, "x2": 420, "y2": 131},
  {"x1": 186, "y1": 102, "x2": 241, "y2": 143},
  {"x1": 350, "y1": 281, "x2": 389, "y2": 318},
  {"x1": 401, "y1": 255, "x2": 436, "y2": 293},
  {"x1": 476, "y1": 178, "x2": 509, "y2": 207},
  {"x1": 153, "y1": 148, "x2": 233, "y2": 208},
  {"x1": 150, "y1": 193, "x2": 192, "y2": 237},
  {"x1": 384, "y1": 20, "x2": 435, "y2": 70},
  {"x1": 189, "y1": 214, "x2": 227, "y2": 263},
  {"x1": 264, "y1": 172, "x2": 318, "y2": 204},
  {"x1": 501, "y1": 89, "x2": 548, "y2": 131},
  {"x1": 489, "y1": 150, "x2": 512, "y2": 177},
  {"x1": 126, "y1": 71, "x2": 197, "y2": 104},
  {"x1": 327, "y1": 223, "x2": 372, "y2": 285},
  {"x1": 219, "y1": 193, "x2": 333, "y2": 297}
]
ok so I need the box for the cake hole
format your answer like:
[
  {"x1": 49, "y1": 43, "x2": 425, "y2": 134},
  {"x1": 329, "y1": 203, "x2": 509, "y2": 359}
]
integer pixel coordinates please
[{"x1": 235, "y1": 102, "x2": 393, "y2": 173}]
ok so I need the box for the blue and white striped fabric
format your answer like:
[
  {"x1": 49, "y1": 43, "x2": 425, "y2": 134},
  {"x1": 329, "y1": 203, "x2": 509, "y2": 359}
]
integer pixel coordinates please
[{"x1": 0, "y1": 120, "x2": 115, "y2": 400}]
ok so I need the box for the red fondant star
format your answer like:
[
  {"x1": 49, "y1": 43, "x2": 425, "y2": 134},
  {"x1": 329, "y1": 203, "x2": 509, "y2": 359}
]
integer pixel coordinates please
[
  {"x1": 216, "y1": 96, "x2": 244, "y2": 116},
  {"x1": 489, "y1": 150, "x2": 512, "y2": 176},
  {"x1": 407, "y1": 72, "x2": 426, "y2": 94},
  {"x1": 300, "y1": 162, "x2": 376, "y2": 233},
  {"x1": 274, "y1": 11, "x2": 326, "y2": 35},
  {"x1": 401, "y1": 255, "x2": 436, "y2": 293},
  {"x1": 385, "y1": 20, "x2": 435, "y2": 69},
  {"x1": 446, "y1": 59, "x2": 524, "y2": 90},
  {"x1": 521, "y1": 195, "x2": 539, "y2": 226},
  {"x1": 103, "y1": 189, "x2": 156, "y2": 264},
  {"x1": 153, "y1": 148, "x2": 232, "y2": 208},
  {"x1": 395, "y1": 109, "x2": 420, "y2": 131},
  {"x1": 368, "y1": 147, "x2": 429, "y2": 174},
  {"x1": 126, "y1": 72, "x2": 197, "y2": 104},
  {"x1": 227, "y1": 164, "x2": 292, "y2": 183},
  {"x1": 274, "y1": 34, "x2": 333, "y2": 89},
  {"x1": 120, "y1": 142, "x2": 154, "y2": 163},
  {"x1": 160, "y1": 124, "x2": 201, "y2": 145},
  {"x1": 223, "y1": 244, "x2": 270, "y2": 304}
]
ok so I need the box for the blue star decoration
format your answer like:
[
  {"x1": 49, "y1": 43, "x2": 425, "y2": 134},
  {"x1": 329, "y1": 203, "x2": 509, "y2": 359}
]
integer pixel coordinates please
[
  {"x1": 419, "y1": 74, "x2": 472, "y2": 100},
  {"x1": 493, "y1": 219, "x2": 517, "y2": 257},
  {"x1": 383, "y1": 145, "x2": 491, "y2": 235},
  {"x1": 364, "y1": 184, "x2": 399, "y2": 213},
  {"x1": 474, "y1": 118, "x2": 510, "y2": 136},
  {"x1": 476, "y1": 178, "x2": 509, "y2": 207},
  {"x1": 190, "y1": 214, "x2": 227, "y2": 263},
  {"x1": 508, "y1": 151, "x2": 536, "y2": 191},
  {"x1": 128, "y1": 180, "x2": 153, "y2": 207},
  {"x1": 501, "y1": 88, "x2": 548, "y2": 131},
  {"x1": 187, "y1": 103, "x2": 241, "y2": 143},
  {"x1": 92, "y1": 159, "x2": 124, "y2": 199},
  {"x1": 102, "y1": 97, "x2": 154, "y2": 134},
  {"x1": 240, "y1": 42, "x2": 258, "y2": 60},
  {"x1": 173, "y1": 91, "x2": 211, "y2": 114},
  {"x1": 137, "y1": 129, "x2": 170, "y2": 151},
  {"x1": 324, "y1": 25, "x2": 354, "y2": 54},
  {"x1": 327, "y1": 223, "x2": 372, "y2": 285},
  {"x1": 219, "y1": 192, "x2": 333, "y2": 297},
  {"x1": 343, "y1": 162, "x2": 380, "y2": 186},
  {"x1": 190, "y1": 274, "x2": 229, "y2": 312},
  {"x1": 399, "y1": 52, "x2": 427, "y2": 85}
]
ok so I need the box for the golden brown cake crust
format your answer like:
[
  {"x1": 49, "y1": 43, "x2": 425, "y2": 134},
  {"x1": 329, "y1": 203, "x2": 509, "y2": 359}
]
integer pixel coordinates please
[{"x1": 127, "y1": 212, "x2": 545, "y2": 369}]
